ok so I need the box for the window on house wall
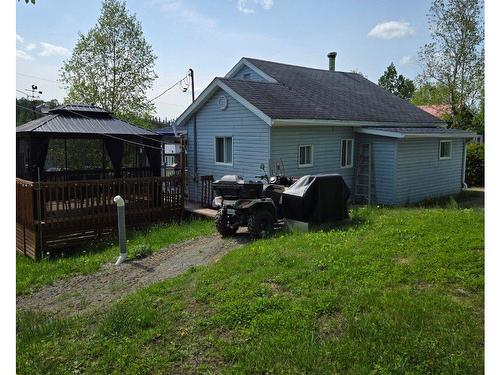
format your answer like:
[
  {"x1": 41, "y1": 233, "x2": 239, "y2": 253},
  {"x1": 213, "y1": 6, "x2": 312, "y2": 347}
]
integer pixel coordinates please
[
  {"x1": 439, "y1": 140, "x2": 452, "y2": 159},
  {"x1": 298, "y1": 145, "x2": 313, "y2": 167},
  {"x1": 243, "y1": 73, "x2": 251, "y2": 80},
  {"x1": 215, "y1": 137, "x2": 233, "y2": 164},
  {"x1": 341, "y1": 139, "x2": 354, "y2": 168}
]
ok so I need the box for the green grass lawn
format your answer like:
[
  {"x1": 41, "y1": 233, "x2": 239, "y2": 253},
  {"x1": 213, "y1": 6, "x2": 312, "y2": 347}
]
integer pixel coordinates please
[
  {"x1": 17, "y1": 204, "x2": 484, "y2": 374},
  {"x1": 16, "y1": 218, "x2": 214, "y2": 295}
]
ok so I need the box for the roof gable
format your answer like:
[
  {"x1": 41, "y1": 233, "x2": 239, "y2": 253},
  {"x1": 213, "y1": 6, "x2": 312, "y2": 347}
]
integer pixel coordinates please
[{"x1": 225, "y1": 58, "x2": 278, "y2": 83}]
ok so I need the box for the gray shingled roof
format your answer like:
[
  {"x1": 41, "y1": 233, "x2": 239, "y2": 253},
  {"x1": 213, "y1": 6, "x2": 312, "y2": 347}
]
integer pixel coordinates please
[
  {"x1": 16, "y1": 104, "x2": 158, "y2": 136},
  {"x1": 222, "y1": 58, "x2": 444, "y2": 124}
]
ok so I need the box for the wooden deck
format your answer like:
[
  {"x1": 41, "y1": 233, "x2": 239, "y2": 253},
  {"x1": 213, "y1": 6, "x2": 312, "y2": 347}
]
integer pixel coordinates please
[
  {"x1": 184, "y1": 201, "x2": 217, "y2": 219},
  {"x1": 16, "y1": 175, "x2": 185, "y2": 259}
]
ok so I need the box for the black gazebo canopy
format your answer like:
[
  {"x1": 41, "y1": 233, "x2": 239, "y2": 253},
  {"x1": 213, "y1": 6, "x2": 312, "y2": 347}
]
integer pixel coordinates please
[{"x1": 16, "y1": 104, "x2": 162, "y2": 181}]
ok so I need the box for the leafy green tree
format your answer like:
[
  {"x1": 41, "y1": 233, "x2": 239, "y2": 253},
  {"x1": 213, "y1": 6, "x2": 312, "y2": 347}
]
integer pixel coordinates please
[
  {"x1": 60, "y1": 0, "x2": 157, "y2": 118},
  {"x1": 378, "y1": 63, "x2": 415, "y2": 101},
  {"x1": 411, "y1": 82, "x2": 450, "y2": 106},
  {"x1": 417, "y1": 0, "x2": 484, "y2": 128}
]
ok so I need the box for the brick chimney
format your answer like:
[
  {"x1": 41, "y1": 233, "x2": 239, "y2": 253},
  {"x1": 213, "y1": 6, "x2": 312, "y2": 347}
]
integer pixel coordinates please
[{"x1": 327, "y1": 52, "x2": 337, "y2": 71}]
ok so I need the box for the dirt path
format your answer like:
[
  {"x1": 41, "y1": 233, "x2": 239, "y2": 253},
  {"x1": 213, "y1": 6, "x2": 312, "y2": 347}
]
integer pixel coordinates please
[{"x1": 17, "y1": 233, "x2": 248, "y2": 316}]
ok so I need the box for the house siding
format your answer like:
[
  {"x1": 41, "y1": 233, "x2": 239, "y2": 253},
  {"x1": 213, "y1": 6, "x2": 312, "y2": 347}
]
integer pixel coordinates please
[
  {"x1": 231, "y1": 65, "x2": 267, "y2": 82},
  {"x1": 394, "y1": 138, "x2": 465, "y2": 204},
  {"x1": 187, "y1": 88, "x2": 270, "y2": 202},
  {"x1": 355, "y1": 134, "x2": 397, "y2": 205},
  {"x1": 270, "y1": 126, "x2": 356, "y2": 190}
]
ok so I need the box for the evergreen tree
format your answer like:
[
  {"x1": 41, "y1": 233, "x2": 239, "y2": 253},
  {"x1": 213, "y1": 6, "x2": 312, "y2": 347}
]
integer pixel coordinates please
[{"x1": 378, "y1": 63, "x2": 415, "y2": 101}]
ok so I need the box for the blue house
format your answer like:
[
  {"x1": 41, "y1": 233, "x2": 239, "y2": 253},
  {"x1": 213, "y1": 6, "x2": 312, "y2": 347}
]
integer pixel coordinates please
[{"x1": 175, "y1": 53, "x2": 474, "y2": 205}]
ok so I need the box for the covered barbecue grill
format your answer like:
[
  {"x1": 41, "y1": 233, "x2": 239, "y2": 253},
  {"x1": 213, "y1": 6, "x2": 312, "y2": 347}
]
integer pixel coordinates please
[{"x1": 282, "y1": 174, "x2": 350, "y2": 224}]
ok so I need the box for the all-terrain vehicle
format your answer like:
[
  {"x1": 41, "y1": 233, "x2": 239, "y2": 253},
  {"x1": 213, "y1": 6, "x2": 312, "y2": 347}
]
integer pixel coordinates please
[{"x1": 212, "y1": 164, "x2": 293, "y2": 239}]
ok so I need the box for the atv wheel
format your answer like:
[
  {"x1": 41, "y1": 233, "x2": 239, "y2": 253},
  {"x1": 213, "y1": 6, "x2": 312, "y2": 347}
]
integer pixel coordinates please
[
  {"x1": 215, "y1": 209, "x2": 238, "y2": 237},
  {"x1": 248, "y1": 210, "x2": 274, "y2": 239}
]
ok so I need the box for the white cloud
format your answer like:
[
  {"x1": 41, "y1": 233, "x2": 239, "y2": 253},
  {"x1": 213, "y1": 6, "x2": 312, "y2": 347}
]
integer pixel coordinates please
[
  {"x1": 38, "y1": 42, "x2": 69, "y2": 57},
  {"x1": 25, "y1": 42, "x2": 36, "y2": 51},
  {"x1": 368, "y1": 21, "x2": 415, "y2": 39},
  {"x1": 16, "y1": 34, "x2": 24, "y2": 43},
  {"x1": 154, "y1": 0, "x2": 217, "y2": 29},
  {"x1": 401, "y1": 55, "x2": 414, "y2": 65},
  {"x1": 238, "y1": 0, "x2": 274, "y2": 14},
  {"x1": 16, "y1": 49, "x2": 33, "y2": 61}
]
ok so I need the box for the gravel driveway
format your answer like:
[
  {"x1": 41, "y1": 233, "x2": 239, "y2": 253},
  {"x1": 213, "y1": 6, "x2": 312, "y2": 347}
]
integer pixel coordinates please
[{"x1": 17, "y1": 233, "x2": 248, "y2": 316}]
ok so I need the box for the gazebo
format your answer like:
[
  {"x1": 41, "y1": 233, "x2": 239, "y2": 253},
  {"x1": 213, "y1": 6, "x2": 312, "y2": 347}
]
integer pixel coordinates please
[{"x1": 16, "y1": 104, "x2": 185, "y2": 259}]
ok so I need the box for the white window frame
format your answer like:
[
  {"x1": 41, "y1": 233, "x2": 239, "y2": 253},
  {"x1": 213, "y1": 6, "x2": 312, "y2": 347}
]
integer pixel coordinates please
[
  {"x1": 214, "y1": 136, "x2": 234, "y2": 166},
  {"x1": 439, "y1": 140, "x2": 452, "y2": 160},
  {"x1": 298, "y1": 144, "x2": 314, "y2": 168},
  {"x1": 164, "y1": 154, "x2": 176, "y2": 166},
  {"x1": 340, "y1": 139, "x2": 354, "y2": 168}
]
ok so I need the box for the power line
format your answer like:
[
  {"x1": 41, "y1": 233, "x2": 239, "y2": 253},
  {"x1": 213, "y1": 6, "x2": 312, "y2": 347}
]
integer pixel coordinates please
[
  {"x1": 16, "y1": 89, "x2": 30, "y2": 97},
  {"x1": 16, "y1": 72, "x2": 61, "y2": 84},
  {"x1": 16, "y1": 104, "x2": 163, "y2": 151},
  {"x1": 147, "y1": 71, "x2": 190, "y2": 103},
  {"x1": 18, "y1": 71, "x2": 192, "y2": 108}
]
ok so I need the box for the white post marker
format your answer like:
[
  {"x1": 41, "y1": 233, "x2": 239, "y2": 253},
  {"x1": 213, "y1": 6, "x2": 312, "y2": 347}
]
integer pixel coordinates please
[{"x1": 114, "y1": 195, "x2": 127, "y2": 265}]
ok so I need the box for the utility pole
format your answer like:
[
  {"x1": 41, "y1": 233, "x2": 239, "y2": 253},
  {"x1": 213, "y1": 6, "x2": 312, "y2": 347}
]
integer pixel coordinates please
[
  {"x1": 26, "y1": 84, "x2": 42, "y2": 120},
  {"x1": 188, "y1": 68, "x2": 198, "y2": 181}
]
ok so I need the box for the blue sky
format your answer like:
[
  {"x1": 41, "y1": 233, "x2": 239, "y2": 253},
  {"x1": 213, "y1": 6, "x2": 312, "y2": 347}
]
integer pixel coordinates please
[{"x1": 16, "y1": 0, "x2": 433, "y2": 119}]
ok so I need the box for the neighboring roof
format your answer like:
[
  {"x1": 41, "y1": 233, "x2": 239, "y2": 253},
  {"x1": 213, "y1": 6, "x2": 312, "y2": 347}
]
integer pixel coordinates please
[
  {"x1": 16, "y1": 104, "x2": 159, "y2": 136},
  {"x1": 155, "y1": 125, "x2": 187, "y2": 136},
  {"x1": 418, "y1": 104, "x2": 452, "y2": 119},
  {"x1": 176, "y1": 57, "x2": 445, "y2": 127},
  {"x1": 357, "y1": 127, "x2": 475, "y2": 139}
]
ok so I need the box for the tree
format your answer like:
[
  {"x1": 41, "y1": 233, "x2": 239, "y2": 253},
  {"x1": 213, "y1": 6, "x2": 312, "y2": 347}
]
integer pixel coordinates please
[
  {"x1": 378, "y1": 63, "x2": 415, "y2": 101},
  {"x1": 16, "y1": 98, "x2": 60, "y2": 126},
  {"x1": 411, "y1": 82, "x2": 450, "y2": 106},
  {"x1": 417, "y1": 0, "x2": 484, "y2": 128},
  {"x1": 350, "y1": 69, "x2": 368, "y2": 79},
  {"x1": 60, "y1": 0, "x2": 157, "y2": 118}
]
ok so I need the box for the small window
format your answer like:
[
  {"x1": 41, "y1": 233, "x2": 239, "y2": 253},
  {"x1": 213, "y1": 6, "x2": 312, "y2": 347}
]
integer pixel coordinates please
[
  {"x1": 215, "y1": 137, "x2": 233, "y2": 165},
  {"x1": 298, "y1": 145, "x2": 313, "y2": 167},
  {"x1": 243, "y1": 73, "x2": 251, "y2": 80},
  {"x1": 341, "y1": 139, "x2": 354, "y2": 168},
  {"x1": 439, "y1": 140, "x2": 452, "y2": 159},
  {"x1": 164, "y1": 155, "x2": 176, "y2": 166}
]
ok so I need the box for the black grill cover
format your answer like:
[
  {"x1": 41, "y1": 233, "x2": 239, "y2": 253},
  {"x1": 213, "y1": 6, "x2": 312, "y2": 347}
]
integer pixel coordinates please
[{"x1": 282, "y1": 174, "x2": 350, "y2": 223}]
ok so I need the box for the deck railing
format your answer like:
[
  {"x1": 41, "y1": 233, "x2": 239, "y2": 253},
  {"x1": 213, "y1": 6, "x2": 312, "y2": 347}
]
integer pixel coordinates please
[
  {"x1": 16, "y1": 175, "x2": 185, "y2": 259},
  {"x1": 200, "y1": 175, "x2": 214, "y2": 208},
  {"x1": 42, "y1": 167, "x2": 154, "y2": 182}
]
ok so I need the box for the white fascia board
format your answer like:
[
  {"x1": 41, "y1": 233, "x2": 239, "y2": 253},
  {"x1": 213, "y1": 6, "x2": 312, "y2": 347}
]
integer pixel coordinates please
[
  {"x1": 271, "y1": 119, "x2": 444, "y2": 128},
  {"x1": 356, "y1": 127, "x2": 475, "y2": 139},
  {"x1": 175, "y1": 79, "x2": 220, "y2": 127},
  {"x1": 404, "y1": 133, "x2": 475, "y2": 139},
  {"x1": 225, "y1": 58, "x2": 246, "y2": 78},
  {"x1": 224, "y1": 58, "x2": 278, "y2": 83},
  {"x1": 175, "y1": 78, "x2": 272, "y2": 127}
]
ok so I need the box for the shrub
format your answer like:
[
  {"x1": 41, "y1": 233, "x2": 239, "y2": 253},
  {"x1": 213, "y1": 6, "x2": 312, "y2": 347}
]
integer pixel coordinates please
[
  {"x1": 465, "y1": 142, "x2": 484, "y2": 187},
  {"x1": 129, "y1": 244, "x2": 153, "y2": 259}
]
